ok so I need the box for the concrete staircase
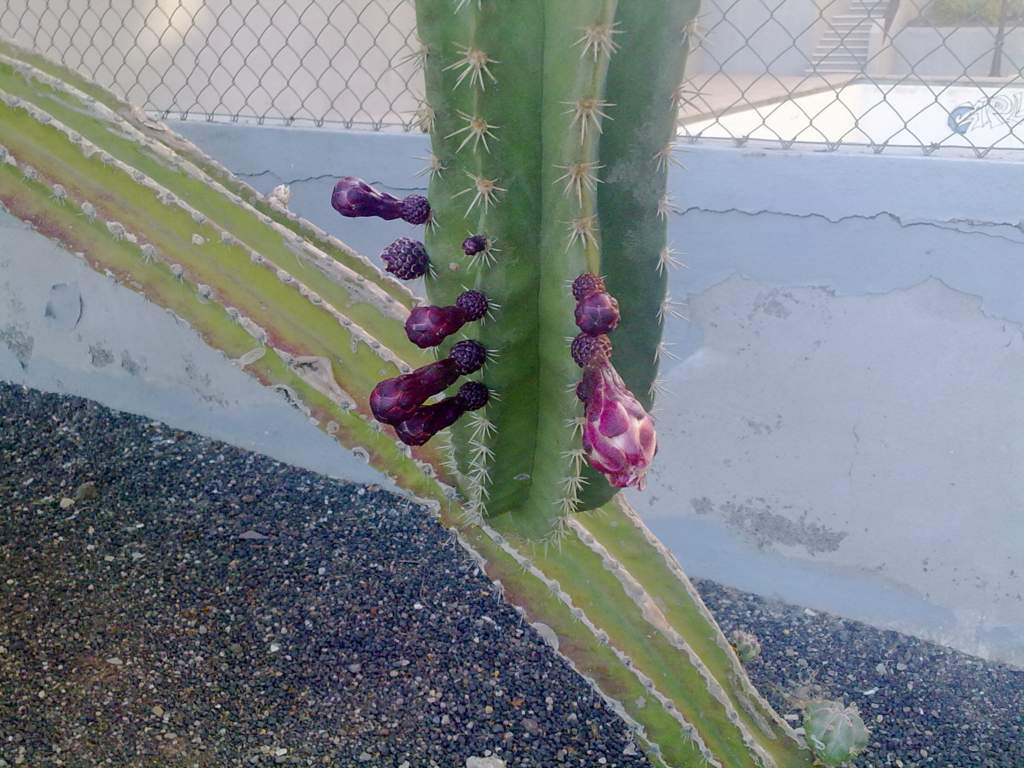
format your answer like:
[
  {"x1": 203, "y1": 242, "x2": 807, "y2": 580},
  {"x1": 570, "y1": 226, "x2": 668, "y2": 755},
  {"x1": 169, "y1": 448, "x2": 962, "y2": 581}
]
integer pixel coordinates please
[{"x1": 808, "y1": 0, "x2": 886, "y2": 75}]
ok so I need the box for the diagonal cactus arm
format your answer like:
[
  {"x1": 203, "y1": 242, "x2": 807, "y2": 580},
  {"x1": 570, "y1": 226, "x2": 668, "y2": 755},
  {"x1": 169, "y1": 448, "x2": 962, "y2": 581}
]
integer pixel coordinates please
[{"x1": 413, "y1": 1, "x2": 690, "y2": 536}]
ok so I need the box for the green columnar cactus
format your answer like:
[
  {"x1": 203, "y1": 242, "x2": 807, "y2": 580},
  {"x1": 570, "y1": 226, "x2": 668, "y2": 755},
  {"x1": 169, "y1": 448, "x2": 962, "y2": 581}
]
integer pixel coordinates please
[
  {"x1": 403, "y1": 0, "x2": 688, "y2": 539},
  {"x1": 0, "y1": 23, "x2": 818, "y2": 766}
]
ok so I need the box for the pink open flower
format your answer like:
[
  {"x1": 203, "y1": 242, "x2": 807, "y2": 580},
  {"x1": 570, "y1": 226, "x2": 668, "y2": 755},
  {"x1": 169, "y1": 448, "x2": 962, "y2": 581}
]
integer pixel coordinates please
[{"x1": 578, "y1": 360, "x2": 657, "y2": 490}]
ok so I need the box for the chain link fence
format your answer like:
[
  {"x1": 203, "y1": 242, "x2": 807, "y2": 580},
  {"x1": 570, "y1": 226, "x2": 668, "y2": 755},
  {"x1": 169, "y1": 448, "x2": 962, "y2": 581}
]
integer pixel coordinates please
[{"x1": 2, "y1": 0, "x2": 1022, "y2": 155}]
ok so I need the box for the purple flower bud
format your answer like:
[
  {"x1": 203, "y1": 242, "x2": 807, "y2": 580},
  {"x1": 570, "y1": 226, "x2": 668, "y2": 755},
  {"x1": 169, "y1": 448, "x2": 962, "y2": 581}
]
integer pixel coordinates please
[
  {"x1": 392, "y1": 382, "x2": 489, "y2": 446},
  {"x1": 575, "y1": 291, "x2": 620, "y2": 335},
  {"x1": 449, "y1": 340, "x2": 487, "y2": 375},
  {"x1": 455, "y1": 290, "x2": 489, "y2": 321},
  {"x1": 571, "y1": 332, "x2": 612, "y2": 367},
  {"x1": 580, "y1": 360, "x2": 657, "y2": 490},
  {"x1": 331, "y1": 176, "x2": 430, "y2": 225},
  {"x1": 369, "y1": 358, "x2": 459, "y2": 425},
  {"x1": 572, "y1": 273, "x2": 606, "y2": 302},
  {"x1": 406, "y1": 305, "x2": 467, "y2": 349},
  {"x1": 380, "y1": 237, "x2": 429, "y2": 280},
  {"x1": 404, "y1": 291, "x2": 489, "y2": 349},
  {"x1": 462, "y1": 234, "x2": 488, "y2": 255},
  {"x1": 394, "y1": 398, "x2": 464, "y2": 446},
  {"x1": 400, "y1": 194, "x2": 431, "y2": 225},
  {"x1": 455, "y1": 381, "x2": 489, "y2": 410}
]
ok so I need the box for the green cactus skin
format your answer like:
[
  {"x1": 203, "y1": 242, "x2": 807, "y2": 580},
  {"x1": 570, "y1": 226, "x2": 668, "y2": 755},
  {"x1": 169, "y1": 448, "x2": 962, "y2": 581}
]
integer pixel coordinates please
[
  {"x1": 803, "y1": 701, "x2": 870, "y2": 766},
  {"x1": 1, "y1": 32, "x2": 817, "y2": 768},
  {"x1": 416, "y1": 0, "x2": 689, "y2": 530}
]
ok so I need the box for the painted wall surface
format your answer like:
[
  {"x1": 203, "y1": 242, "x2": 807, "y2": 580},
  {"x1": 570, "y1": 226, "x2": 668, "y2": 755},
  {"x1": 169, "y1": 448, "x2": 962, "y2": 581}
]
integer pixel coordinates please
[
  {"x1": 2, "y1": 122, "x2": 1022, "y2": 666},
  {"x1": 0, "y1": 210, "x2": 391, "y2": 490}
]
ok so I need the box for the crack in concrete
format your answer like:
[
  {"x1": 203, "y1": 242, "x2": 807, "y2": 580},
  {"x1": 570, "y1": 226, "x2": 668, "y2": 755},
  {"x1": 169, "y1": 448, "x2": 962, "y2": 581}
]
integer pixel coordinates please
[
  {"x1": 676, "y1": 206, "x2": 1024, "y2": 246},
  {"x1": 233, "y1": 170, "x2": 425, "y2": 194}
]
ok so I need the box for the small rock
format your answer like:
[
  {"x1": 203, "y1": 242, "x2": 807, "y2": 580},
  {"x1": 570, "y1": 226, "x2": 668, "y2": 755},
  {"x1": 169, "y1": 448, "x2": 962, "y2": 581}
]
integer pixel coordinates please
[
  {"x1": 358, "y1": 752, "x2": 372, "y2": 762},
  {"x1": 466, "y1": 759, "x2": 506, "y2": 768},
  {"x1": 105, "y1": 657, "x2": 123, "y2": 666},
  {"x1": 347, "y1": 663, "x2": 362, "y2": 674},
  {"x1": 75, "y1": 481, "x2": 99, "y2": 501},
  {"x1": 59, "y1": 497, "x2": 75, "y2": 510},
  {"x1": 238, "y1": 530, "x2": 268, "y2": 541}
]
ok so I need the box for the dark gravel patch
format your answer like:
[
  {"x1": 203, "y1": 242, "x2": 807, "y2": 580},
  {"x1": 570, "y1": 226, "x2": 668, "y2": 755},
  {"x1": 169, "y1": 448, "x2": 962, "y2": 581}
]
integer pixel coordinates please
[
  {"x1": 695, "y1": 580, "x2": 1024, "y2": 768},
  {"x1": 0, "y1": 384, "x2": 648, "y2": 768}
]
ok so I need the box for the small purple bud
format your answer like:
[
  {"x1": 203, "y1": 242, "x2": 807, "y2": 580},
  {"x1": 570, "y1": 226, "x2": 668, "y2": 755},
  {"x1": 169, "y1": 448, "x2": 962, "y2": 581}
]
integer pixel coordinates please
[
  {"x1": 572, "y1": 273, "x2": 606, "y2": 302},
  {"x1": 400, "y1": 194, "x2": 431, "y2": 225},
  {"x1": 571, "y1": 332, "x2": 612, "y2": 367},
  {"x1": 331, "y1": 176, "x2": 431, "y2": 225},
  {"x1": 455, "y1": 381, "x2": 489, "y2": 410},
  {"x1": 575, "y1": 291, "x2": 620, "y2": 335},
  {"x1": 455, "y1": 290, "x2": 489, "y2": 321},
  {"x1": 462, "y1": 234, "x2": 488, "y2": 255},
  {"x1": 380, "y1": 237, "x2": 429, "y2": 280},
  {"x1": 449, "y1": 340, "x2": 487, "y2": 375},
  {"x1": 369, "y1": 358, "x2": 459, "y2": 425}
]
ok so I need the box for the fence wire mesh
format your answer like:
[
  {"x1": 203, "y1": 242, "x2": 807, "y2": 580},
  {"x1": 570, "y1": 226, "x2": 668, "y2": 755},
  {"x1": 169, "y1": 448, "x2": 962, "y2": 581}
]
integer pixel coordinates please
[{"x1": 2, "y1": 0, "x2": 1023, "y2": 155}]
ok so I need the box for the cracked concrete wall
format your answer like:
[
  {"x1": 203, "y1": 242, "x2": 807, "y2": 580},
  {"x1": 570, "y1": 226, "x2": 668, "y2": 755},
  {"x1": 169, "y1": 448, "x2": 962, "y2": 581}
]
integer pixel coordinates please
[{"x1": 5, "y1": 121, "x2": 1022, "y2": 666}]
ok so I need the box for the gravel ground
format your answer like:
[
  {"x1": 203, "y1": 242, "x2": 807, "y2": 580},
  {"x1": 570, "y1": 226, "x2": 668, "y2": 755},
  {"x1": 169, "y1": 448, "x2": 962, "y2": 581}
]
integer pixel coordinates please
[
  {"x1": 2, "y1": 384, "x2": 1022, "y2": 768},
  {"x1": 0, "y1": 384, "x2": 648, "y2": 768},
  {"x1": 695, "y1": 580, "x2": 1024, "y2": 768}
]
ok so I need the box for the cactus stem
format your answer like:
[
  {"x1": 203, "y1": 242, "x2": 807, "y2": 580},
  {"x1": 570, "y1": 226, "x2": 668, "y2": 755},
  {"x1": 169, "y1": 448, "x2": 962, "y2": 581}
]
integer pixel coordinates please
[
  {"x1": 574, "y1": 22, "x2": 622, "y2": 61},
  {"x1": 657, "y1": 294, "x2": 688, "y2": 323},
  {"x1": 466, "y1": 237, "x2": 500, "y2": 269},
  {"x1": 470, "y1": 441, "x2": 495, "y2": 463},
  {"x1": 467, "y1": 412, "x2": 497, "y2": 440},
  {"x1": 648, "y1": 376, "x2": 669, "y2": 400},
  {"x1": 656, "y1": 193, "x2": 678, "y2": 221},
  {"x1": 656, "y1": 245, "x2": 686, "y2": 275},
  {"x1": 446, "y1": 110, "x2": 499, "y2": 153},
  {"x1": 554, "y1": 160, "x2": 604, "y2": 207},
  {"x1": 563, "y1": 97, "x2": 614, "y2": 143},
  {"x1": 654, "y1": 340, "x2": 680, "y2": 364},
  {"x1": 412, "y1": 102, "x2": 437, "y2": 133},
  {"x1": 565, "y1": 214, "x2": 599, "y2": 252},
  {"x1": 444, "y1": 44, "x2": 499, "y2": 91},
  {"x1": 653, "y1": 143, "x2": 683, "y2": 172},
  {"x1": 453, "y1": 171, "x2": 505, "y2": 215},
  {"x1": 400, "y1": 36, "x2": 430, "y2": 71},
  {"x1": 469, "y1": 463, "x2": 493, "y2": 486},
  {"x1": 415, "y1": 153, "x2": 446, "y2": 179}
]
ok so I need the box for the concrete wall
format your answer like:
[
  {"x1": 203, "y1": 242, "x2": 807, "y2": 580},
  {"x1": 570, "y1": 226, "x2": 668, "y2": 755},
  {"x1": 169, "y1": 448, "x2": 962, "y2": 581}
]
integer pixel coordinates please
[
  {"x1": 0, "y1": 211, "x2": 391, "y2": 490},
  {"x1": 2, "y1": 123, "x2": 1022, "y2": 667}
]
